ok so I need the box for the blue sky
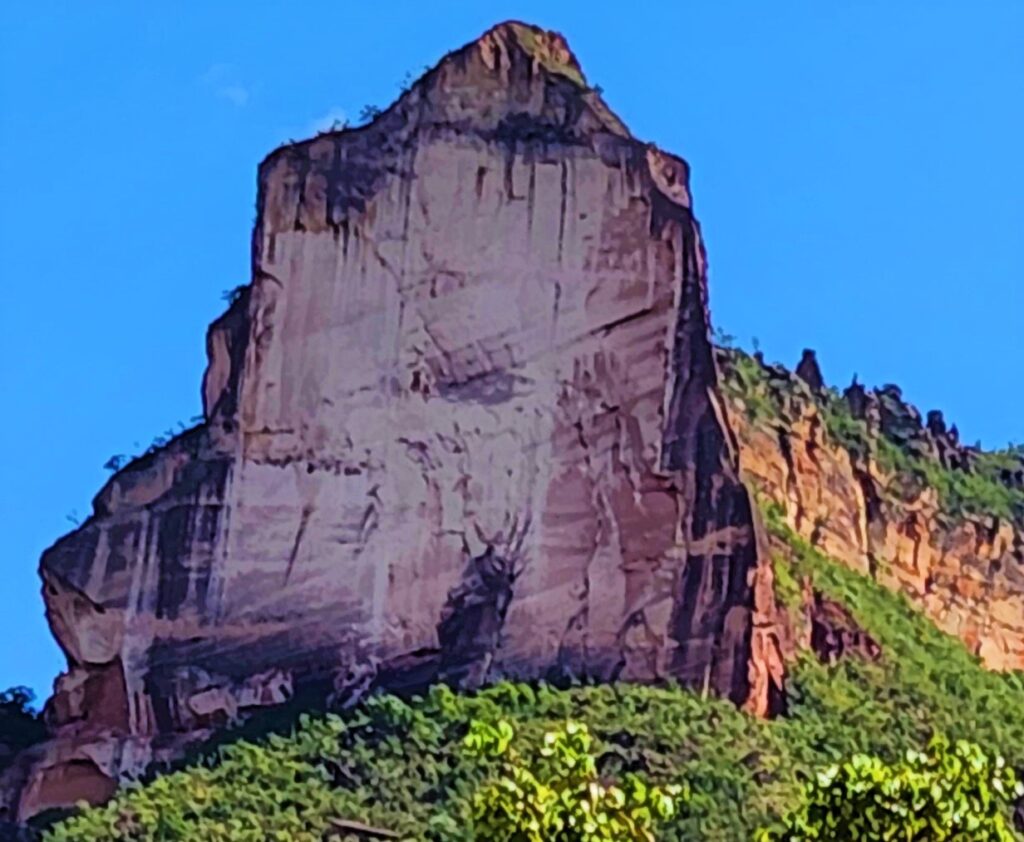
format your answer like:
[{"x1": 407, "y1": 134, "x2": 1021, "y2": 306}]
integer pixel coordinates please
[{"x1": 1, "y1": 2, "x2": 1021, "y2": 701}]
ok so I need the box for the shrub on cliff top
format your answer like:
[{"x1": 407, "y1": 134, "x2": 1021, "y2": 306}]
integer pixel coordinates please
[{"x1": 718, "y1": 347, "x2": 781, "y2": 424}]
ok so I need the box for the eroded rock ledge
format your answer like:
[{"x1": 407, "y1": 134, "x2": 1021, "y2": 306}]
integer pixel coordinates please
[
  {"x1": 6, "y1": 22, "x2": 784, "y2": 820},
  {"x1": 719, "y1": 346, "x2": 1024, "y2": 672}
]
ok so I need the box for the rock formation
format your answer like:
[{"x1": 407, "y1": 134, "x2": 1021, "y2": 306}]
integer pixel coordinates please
[
  {"x1": 794, "y1": 348, "x2": 824, "y2": 393},
  {"x1": 805, "y1": 587, "x2": 882, "y2": 666},
  {"x1": 11, "y1": 22, "x2": 1021, "y2": 826},
  {"x1": 718, "y1": 347, "x2": 1024, "y2": 673},
  {"x1": 7, "y1": 22, "x2": 786, "y2": 819}
]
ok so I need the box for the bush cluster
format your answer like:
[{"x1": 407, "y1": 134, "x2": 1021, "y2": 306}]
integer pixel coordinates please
[
  {"x1": 465, "y1": 719, "x2": 682, "y2": 840},
  {"x1": 760, "y1": 738, "x2": 1021, "y2": 841},
  {"x1": 1, "y1": 687, "x2": 46, "y2": 770}
]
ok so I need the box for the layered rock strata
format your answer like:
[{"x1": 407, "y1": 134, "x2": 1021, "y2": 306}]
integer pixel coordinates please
[
  {"x1": 720, "y1": 348, "x2": 1024, "y2": 672},
  {"x1": 9, "y1": 22, "x2": 785, "y2": 819}
]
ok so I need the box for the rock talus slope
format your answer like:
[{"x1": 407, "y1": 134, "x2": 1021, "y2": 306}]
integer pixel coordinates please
[{"x1": 10, "y1": 23, "x2": 784, "y2": 819}]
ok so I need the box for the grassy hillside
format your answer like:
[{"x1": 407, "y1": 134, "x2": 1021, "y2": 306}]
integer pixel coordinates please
[{"x1": 42, "y1": 508, "x2": 1024, "y2": 841}]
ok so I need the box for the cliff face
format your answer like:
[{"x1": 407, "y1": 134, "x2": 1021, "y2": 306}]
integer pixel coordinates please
[
  {"x1": 10, "y1": 23, "x2": 784, "y2": 819},
  {"x1": 719, "y1": 348, "x2": 1024, "y2": 672}
]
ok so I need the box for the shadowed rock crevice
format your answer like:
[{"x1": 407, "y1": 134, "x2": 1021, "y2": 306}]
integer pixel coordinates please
[
  {"x1": 807, "y1": 588, "x2": 881, "y2": 665},
  {"x1": 657, "y1": 200, "x2": 780, "y2": 710},
  {"x1": 436, "y1": 546, "x2": 517, "y2": 689}
]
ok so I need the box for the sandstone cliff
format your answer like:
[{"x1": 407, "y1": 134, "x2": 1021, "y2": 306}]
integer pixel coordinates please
[
  {"x1": 718, "y1": 346, "x2": 1024, "y2": 672},
  {"x1": 8, "y1": 23, "x2": 785, "y2": 820},
  {"x1": 11, "y1": 22, "x2": 1022, "y2": 826}
]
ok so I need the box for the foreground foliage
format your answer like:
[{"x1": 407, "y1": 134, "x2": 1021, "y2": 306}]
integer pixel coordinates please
[
  {"x1": 465, "y1": 719, "x2": 681, "y2": 841},
  {"x1": 760, "y1": 738, "x2": 1022, "y2": 841},
  {"x1": 44, "y1": 511, "x2": 1024, "y2": 840}
]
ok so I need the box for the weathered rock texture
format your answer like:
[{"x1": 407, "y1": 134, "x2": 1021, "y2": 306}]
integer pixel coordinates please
[
  {"x1": 10, "y1": 23, "x2": 785, "y2": 818},
  {"x1": 718, "y1": 348, "x2": 1024, "y2": 673}
]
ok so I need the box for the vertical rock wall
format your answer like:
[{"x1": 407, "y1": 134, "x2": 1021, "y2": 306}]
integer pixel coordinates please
[{"x1": 10, "y1": 23, "x2": 783, "y2": 819}]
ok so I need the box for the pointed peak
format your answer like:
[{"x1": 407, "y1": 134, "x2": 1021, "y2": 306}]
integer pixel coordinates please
[
  {"x1": 474, "y1": 21, "x2": 587, "y2": 87},
  {"x1": 280, "y1": 21, "x2": 628, "y2": 153},
  {"x1": 401, "y1": 20, "x2": 628, "y2": 139}
]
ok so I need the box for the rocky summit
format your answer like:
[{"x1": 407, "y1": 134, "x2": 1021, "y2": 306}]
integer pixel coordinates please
[{"x1": 4, "y1": 21, "x2": 1022, "y2": 827}]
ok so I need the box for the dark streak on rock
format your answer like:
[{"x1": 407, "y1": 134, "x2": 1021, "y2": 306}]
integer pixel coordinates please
[
  {"x1": 557, "y1": 159, "x2": 568, "y2": 262},
  {"x1": 657, "y1": 179, "x2": 770, "y2": 708},
  {"x1": 435, "y1": 546, "x2": 516, "y2": 689},
  {"x1": 284, "y1": 505, "x2": 314, "y2": 585}
]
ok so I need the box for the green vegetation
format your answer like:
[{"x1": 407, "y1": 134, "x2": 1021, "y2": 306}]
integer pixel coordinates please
[
  {"x1": 43, "y1": 510, "x2": 1024, "y2": 841},
  {"x1": 507, "y1": 23, "x2": 586, "y2": 87},
  {"x1": 762, "y1": 501, "x2": 1024, "y2": 775},
  {"x1": 870, "y1": 433, "x2": 1024, "y2": 523},
  {"x1": 465, "y1": 719, "x2": 681, "y2": 841},
  {"x1": 359, "y1": 104, "x2": 383, "y2": 123},
  {"x1": 719, "y1": 345, "x2": 1024, "y2": 525},
  {"x1": 818, "y1": 385, "x2": 1024, "y2": 523},
  {"x1": 817, "y1": 389, "x2": 871, "y2": 460},
  {"x1": 0, "y1": 686, "x2": 46, "y2": 771},
  {"x1": 719, "y1": 348, "x2": 782, "y2": 425},
  {"x1": 760, "y1": 738, "x2": 1022, "y2": 841},
  {"x1": 44, "y1": 684, "x2": 789, "y2": 841}
]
